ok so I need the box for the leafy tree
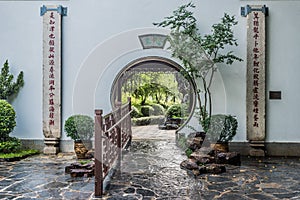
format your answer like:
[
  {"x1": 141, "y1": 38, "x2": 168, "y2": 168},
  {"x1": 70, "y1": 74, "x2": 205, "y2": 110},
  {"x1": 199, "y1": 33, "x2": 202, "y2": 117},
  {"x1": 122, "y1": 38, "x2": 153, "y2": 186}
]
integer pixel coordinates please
[
  {"x1": 0, "y1": 100, "x2": 16, "y2": 142},
  {"x1": 0, "y1": 60, "x2": 24, "y2": 100},
  {"x1": 154, "y1": 3, "x2": 242, "y2": 129}
]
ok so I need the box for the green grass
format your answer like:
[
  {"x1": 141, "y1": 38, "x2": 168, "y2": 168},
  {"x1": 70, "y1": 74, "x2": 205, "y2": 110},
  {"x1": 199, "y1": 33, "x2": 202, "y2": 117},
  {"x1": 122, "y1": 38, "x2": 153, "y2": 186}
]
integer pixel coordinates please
[{"x1": 0, "y1": 149, "x2": 39, "y2": 159}]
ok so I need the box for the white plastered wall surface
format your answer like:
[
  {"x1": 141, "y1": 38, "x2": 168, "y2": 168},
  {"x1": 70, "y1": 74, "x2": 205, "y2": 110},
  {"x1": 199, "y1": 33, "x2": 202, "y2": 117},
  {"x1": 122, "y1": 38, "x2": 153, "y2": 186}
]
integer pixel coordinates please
[
  {"x1": 0, "y1": 0, "x2": 299, "y2": 144},
  {"x1": 72, "y1": 27, "x2": 227, "y2": 139}
]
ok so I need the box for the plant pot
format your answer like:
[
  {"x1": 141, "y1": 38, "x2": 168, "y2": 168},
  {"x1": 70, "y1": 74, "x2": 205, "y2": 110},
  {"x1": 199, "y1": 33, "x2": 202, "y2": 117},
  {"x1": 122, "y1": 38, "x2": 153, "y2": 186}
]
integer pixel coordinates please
[
  {"x1": 210, "y1": 142, "x2": 229, "y2": 152},
  {"x1": 74, "y1": 140, "x2": 88, "y2": 159}
]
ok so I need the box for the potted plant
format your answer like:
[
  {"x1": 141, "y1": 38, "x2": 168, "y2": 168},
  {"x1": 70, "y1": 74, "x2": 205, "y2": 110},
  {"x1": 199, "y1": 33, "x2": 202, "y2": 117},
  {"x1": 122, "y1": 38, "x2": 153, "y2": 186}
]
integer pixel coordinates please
[
  {"x1": 154, "y1": 3, "x2": 242, "y2": 146},
  {"x1": 64, "y1": 114, "x2": 94, "y2": 159}
]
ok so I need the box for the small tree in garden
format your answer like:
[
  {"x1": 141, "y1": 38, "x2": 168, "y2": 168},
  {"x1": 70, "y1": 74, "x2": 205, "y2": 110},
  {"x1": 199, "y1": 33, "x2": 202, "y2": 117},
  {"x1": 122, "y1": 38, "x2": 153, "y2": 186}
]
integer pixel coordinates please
[
  {"x1": 154, "y1": 2, "x2": 242, "y2": 130},
  {"x1": 0, "y1": 100, "x2": 16, "y2": 142},
  {"x1": 0, "y1": 60, "x2": 24, "y2": 100}
]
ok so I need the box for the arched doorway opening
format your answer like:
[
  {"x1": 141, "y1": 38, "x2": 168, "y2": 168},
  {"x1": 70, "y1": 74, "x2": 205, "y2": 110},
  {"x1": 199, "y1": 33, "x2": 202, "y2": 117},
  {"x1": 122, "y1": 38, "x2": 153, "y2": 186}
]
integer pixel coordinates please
[{"x1": 110, "y1": 56, "x2": 196, "y2": 133}]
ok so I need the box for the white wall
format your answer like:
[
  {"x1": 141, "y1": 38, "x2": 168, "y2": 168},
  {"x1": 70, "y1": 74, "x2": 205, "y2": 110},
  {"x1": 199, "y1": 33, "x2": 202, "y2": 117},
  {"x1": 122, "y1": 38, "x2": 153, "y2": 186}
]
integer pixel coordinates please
[{"x1": 0, "y1": 0, "x2": 299, "y2": 143}]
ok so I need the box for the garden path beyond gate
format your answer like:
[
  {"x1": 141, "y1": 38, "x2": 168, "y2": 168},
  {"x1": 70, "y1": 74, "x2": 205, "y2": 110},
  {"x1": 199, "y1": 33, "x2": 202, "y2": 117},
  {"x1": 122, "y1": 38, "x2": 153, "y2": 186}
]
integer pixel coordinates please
[{"x1": 94, "y1": 98, "x2": 132, "y2": 197}]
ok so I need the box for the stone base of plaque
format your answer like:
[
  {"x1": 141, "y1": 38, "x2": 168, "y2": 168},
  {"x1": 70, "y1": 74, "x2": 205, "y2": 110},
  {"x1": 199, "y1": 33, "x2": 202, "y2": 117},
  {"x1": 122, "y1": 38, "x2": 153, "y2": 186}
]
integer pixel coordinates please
[
  {"x1": 249, "y1": 141, "x2": 265, "y2": 157},
  {"x1": 44, "y1": 138, "x2": 60, "y2": 154}
]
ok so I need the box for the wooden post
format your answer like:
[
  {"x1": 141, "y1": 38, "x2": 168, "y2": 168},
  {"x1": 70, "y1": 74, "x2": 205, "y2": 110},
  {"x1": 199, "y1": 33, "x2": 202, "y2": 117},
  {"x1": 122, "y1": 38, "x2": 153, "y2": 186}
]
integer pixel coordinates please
[
  {"x1": 116, "y1": 102, "x2": 122, "y2": 177},
  {"x1": 127, "y1": 97, "x2": 132, "y2": 142},
  {"x1": 94, "y1": 109, "x2": 103, "y2": 197}
]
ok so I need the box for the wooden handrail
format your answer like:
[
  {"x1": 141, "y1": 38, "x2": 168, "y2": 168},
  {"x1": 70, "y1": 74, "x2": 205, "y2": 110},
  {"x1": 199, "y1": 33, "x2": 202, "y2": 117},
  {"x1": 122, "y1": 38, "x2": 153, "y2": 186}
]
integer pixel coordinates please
[{"x1": 94, "y1": 98, "x2": 132, "y2": 198}]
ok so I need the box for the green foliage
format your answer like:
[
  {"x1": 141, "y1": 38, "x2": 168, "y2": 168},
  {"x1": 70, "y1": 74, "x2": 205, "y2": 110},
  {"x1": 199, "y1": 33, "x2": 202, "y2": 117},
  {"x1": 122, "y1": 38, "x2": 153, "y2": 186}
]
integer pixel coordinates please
[
  {"x1": 151, "y1": 104, "x2": 165, "y2": 116},
  {"x1": 166, "y1": 104, "x2": 183, "y2": 118},
  {"x1": 132, "y1": 115, "x2": 165, "y2": 126},
  {"x1": 0, "y1": 60, "x2": 24, "y2": 100},
  {"x1": 0, "y1": 137, "x2": 21, "y2": 153},
  {"x1": 64, "y1": 115, "x2": 94, "y2": 141},
  {"x1": 141, "y1": 105, "x2": 154, "y2": 117},
  {"x1": 0, "y1": 149, "x2": 39, "y2": 160},
  {"x1": 122, "y1": 72, "x2": 182, "y2": 106},
  {"x1": 185, "y1": 148, "x2": 193, "y2": 158},
  {"x1": 130, "y1": 105, "x2": 142, "y2": 118},
  {"x1": 154, "y1": 3, "x2": 242, "y2": 130},
  {"x1": 206, "y1": 114, "x2": 238, "y2": 142},
  {"x1": 0, "y1": 100, "x2": 16, "y2": 142}
]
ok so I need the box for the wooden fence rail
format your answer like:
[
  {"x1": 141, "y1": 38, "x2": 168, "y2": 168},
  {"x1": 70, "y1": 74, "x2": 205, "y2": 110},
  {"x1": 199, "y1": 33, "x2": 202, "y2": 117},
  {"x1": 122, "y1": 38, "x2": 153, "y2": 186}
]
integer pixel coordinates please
[{"x1": 94, "y1": 98, "x2": 132, "y2": 197}]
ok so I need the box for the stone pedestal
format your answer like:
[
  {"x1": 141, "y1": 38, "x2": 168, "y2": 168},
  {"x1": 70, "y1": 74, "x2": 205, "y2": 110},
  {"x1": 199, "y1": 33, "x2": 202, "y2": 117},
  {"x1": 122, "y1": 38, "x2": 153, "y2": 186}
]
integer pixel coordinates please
[
  {"x1": 249, "y1": 141, "x2": 265, "y2": 156},
  {"x1": 44, "y1": 138, "x2": 60, "y2": 154}
]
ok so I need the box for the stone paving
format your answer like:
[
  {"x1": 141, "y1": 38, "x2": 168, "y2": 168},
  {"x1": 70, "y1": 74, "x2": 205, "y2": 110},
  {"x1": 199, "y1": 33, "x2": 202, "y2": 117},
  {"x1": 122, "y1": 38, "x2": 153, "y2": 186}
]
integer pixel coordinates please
[
  {"x1": 0, "y1": 125, "x2": 300, "y2": 199},
  {"x1": 0, "y1": 153, "x2": 94, "y2": 200}
]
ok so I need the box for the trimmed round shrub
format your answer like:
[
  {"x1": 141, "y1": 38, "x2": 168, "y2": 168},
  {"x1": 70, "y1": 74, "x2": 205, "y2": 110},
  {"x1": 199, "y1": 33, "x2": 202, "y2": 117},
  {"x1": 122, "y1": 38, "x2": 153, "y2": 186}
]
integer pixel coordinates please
[
  {"x1": 0, "y1": 137, "x2": 21, "y2": 153},
  {"x1": 0, "y1": 100, "x2": 16, "y2": 142},
  {"x1": 166, "y1": 104, "x2": 182, "y2": 118},
  {"x1": 130, "y1": 105, "x2": 142, "y2": 118},
  {"x1": 64, "y1": 115, "x2": 94, "y2": 141},
  {"x1": 141, "y1": 105, "x2": 154, "y2": 117},
  {"x1": 151, "y1": 104, "x2": 165, "y2": 116}
]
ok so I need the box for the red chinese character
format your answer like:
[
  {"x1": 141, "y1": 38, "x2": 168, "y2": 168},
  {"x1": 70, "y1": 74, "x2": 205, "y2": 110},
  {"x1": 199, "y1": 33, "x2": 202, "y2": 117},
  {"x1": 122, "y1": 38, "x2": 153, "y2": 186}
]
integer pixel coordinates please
[
  {"x1": 254, "y1": 114, "x2": 259, "y2": 121},
  {"x1": 49, "y1": 19, "x2": 55, "y2": 25},
  {"x1": 49, "y1": 80, "x2": 55, "y2": 85},
  {"x1": 48, "y1": 54, "x2": 54, "y2": 59},
  {"x1": 253, "y1": 20, "x2": 259, "y2": 27},
  {"x1": 253, "y1": 86, "x2": 259, "y2": 93},
  {"x1": 253, "y1": 68, "x2": 259, "y2": 73},
  {"x1": 49, "y1": 98, "x2": 54, "y2": 105},
  {"x1": 49, "y1": 112, "x2": 54, "y2": 118},
  {"x1": 253, "y1": 27, "x2": 259, "y2": 33},
  {"x1": 253, "y1": 93, "x2": 259, "y2": 100},
  {"x1": 49, "y1": 73, "x2": 54, "y2": 79},
  {"x1": 50, "y1": 12, "x2": 55, "y2": 19},
  {"x1": 253, "y1": 34, "x2": 259, "y2": 40},
  {"x1": 49, "y1": 106, "x2": 55, "y2": 112},
  {"x1": 49, "y1": 33, "x2": 55, "y2": 39},
  {"x1": 49, "y1": 47, "x2": 55, "y2": 53},
  {"x1": 253, "y1": 47, "x2": 259, "y2": 53},
  {"x1": 49, "y1": 26, "x2": 55, "y2": 32},
  {"x1": 253, "y1": 79, "x2": 259, "y2": 86},
  {"x1": 49, "y1": 85, "x2": 55, "y2": 91},
  {"x1": 253, "y1": 100, "x2": 259, "y2": 107},
  {"x1": 49, "y1": 60, "x2": 55, "y2": 66},
  {"x1": 253, "y1": 74, "x2": 259, "y2": 80},
  {"x1": 253, "y1": 12, "x2": 259, "y2": 20},
  {"x1": 49, "y1": 66, "x2": 54, "y2": 73},
  {"x1": 253, "y1": 107, "x2": 259, "y2": 113},
  {"x1": 49, "y1": 120, "x2": 55, "y2": 126},
  {"x1": 49, "y1": 40, "x2": 55, "y2": 46},
  {"x1": 49, "y1": 93, "x2": 55, "y2": 98},
  {"x1": 253, "y1": 53, "x2": 259, "y2": 60},
  {"x1": 253, "y1": 122, "x2": 259, "y2": 127},
  {"x1": 253, "y1": 60, "x2": 259, "y2": 67}
]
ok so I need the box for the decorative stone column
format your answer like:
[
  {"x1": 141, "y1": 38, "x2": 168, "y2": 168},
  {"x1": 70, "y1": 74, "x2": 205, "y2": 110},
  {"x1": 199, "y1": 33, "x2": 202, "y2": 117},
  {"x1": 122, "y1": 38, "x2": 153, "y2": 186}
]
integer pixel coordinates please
[
  {"x1": 41, "y1": 5, "x2": 67, "y2": 154},
  {"x1": 242, "y1": 5, "x2": 268, "y2": 156}
]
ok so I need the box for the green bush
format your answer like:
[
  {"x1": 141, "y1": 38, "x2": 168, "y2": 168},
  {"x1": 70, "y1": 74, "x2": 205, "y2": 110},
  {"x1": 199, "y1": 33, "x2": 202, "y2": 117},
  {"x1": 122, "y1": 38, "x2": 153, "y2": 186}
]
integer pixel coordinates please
[
  {"x1": 64, "y1": 115, "x2": 94, "y2": 141},
  {"x1": 0, "y1": 100, "x2": 16, "y2": 142},
  {"x1": 0, "y1": 137, "x2": 21, "y2": 153},
  {"x1": 166, "y1": 104, "x2": 182, "y2": 118},
  {"x1": 132, "y1": 115, "x2": 165, "y2": 126},
  {"x1": 151, "y1": 104, "x2": 165, "y2": 116},
  {"x1": 141, "y1": 105, "x2": 154, "y2": 117},
  {"x1": 131, "y1": 105, "x2": 142, "y2": 118}
]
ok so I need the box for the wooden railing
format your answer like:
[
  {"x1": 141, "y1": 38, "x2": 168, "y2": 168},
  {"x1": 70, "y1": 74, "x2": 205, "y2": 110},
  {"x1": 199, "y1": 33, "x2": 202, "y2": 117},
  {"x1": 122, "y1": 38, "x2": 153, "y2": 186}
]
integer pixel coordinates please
[{"x1": 94, "y1": 98, "x2": 132, "y2": 197}]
